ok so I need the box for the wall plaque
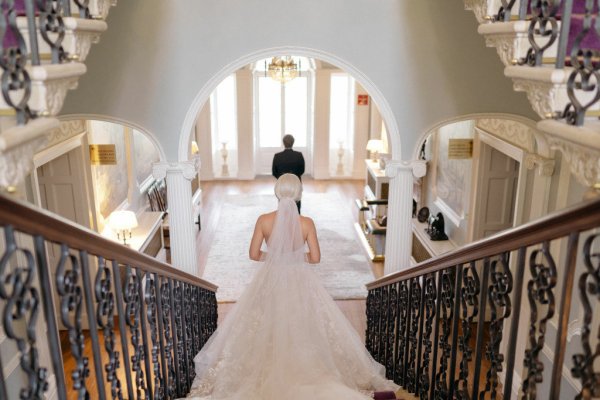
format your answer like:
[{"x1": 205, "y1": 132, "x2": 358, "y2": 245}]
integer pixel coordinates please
[
  {"x1": 89, "y1": 144, "x2": 117, "y2": 165},
  {"x1": 448, "y1": 139, "x2": 473, "y2": 159}
]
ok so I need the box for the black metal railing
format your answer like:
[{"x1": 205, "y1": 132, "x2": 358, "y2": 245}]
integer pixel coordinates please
[
  {"x1": 366, "y1": 196, "x2": 600, "y2": 399},
  {"x1": 0, "y1": 0, "x2": 92, "y2": 125},
  {"x1": 0, "y1": 194, "x2": 218, "y2": 400},
  {"x1": 489, "y1": 0, "x2": 600, "y2": 127}
]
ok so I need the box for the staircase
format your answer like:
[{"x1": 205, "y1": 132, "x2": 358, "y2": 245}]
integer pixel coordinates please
[
  {"x1": 466, "y1": 0, "x2": 600, "y2": 189},
  {"x1": 0, "y1": 0, "x2": 115, "y2": 189}
]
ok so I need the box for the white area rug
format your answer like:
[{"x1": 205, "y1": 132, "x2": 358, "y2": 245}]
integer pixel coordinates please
[{"x1": 202, "y1": 193, "x2": 374, "y2": 302}]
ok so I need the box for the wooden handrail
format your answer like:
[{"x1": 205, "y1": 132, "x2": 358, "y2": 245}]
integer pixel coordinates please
[
  {"x1": 0, "y1": 193, "x2": 217, "y2": 291},
  {"x1": 367, "y1": 196, "x2": 600, "y2": 290}
]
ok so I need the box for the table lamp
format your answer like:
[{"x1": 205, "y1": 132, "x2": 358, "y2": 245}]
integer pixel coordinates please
[{"x1": 108, "y1": 210, "x2": 138, "y2": 245}]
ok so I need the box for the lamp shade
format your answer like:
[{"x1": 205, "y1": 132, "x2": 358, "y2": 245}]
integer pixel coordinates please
[
  {"x1": 366, "y1": 139, "x2": 383, "y2": 152},
  {"x1": 108, "y1": 210, "x2": 138, "y2": 231}
]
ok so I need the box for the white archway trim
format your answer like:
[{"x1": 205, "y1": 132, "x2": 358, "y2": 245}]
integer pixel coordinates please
[
  {"x1": 59, "y1": 113, "x2": 167, "y2": 162},
  {"x1": 177, "y1": 46, "x2": 402, "y2": 162},
  {"x1": 411, "y1": 113, "x2": 540, "y2": 160}
]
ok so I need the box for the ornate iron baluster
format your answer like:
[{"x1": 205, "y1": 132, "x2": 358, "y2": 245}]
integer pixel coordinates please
[
  {"x1": 35, "y1": 0, "x2": 68, "y2": 63},
  {"x1": 406, "y1": 277, "x2": 422, "y2": 393},
  {"x1": 173, "y1": 280, "x2": 188, "y2": 394},
  {"x1": 395, "y1": 280, "x2": 409, "y2": 386},
  {"x1": 0, "y1": 0, "x2": 35, "y2": 124},
  {"x1": 378, "y1": 285, "x2": 389, "y2": 366},
  {"x1": 419, "y1": 273, "x2": 437, "y2": 399},
  {"x1": 145, "y1": 272, "x2": 164, "y2": 399},
  {"x1": 0, "y1": 226, "x2": 48, "y2": 399},
  {"x1": 94, "y1": 257, "x2": 123, "y2": 400},
  {"x1": 561, "y1": 0, "x2": 600, "y2": 126},
  {"x1": 479, "y1": 253, "x2": 513, "y2": 399},
  {"x1": 184, "y1": 283, "x2": 195, "y2": 384},
  {"x1": 160, "y1": 276, "x2": 176, "y2": 398},
  {"x1": 366, "y1": 289, "x2": 376, "y2": 354},
  {"x1": 192, "y1": 286, "x2": 201, "y2": 356},
  {"x1": 434, "y1": 268, "x2": 455, "y2": 399},
  {"x1": 521, "y1": 243, "x2": 557, "y2": 398},
  {"x1": 455, "y1": 261, "x2": 480, "y2": 400},
  {"x1": 386, "y1": 284, "x2": 398, "y2": 379},
  {"x1": 72, "y1": 0, "x2": 91, "y2": 18},
  {"x1": 55, "y1": 244, "x2": 89, "y2": 399},
  {"x1": 494, "y1": 0, "x2": 518, "y2": 21},
  {"x1": 124, "y1": 266, "x2": 148, "y2": 399},
  {"x1": 519, "y1": 0, "x2": 562, "y2": 66},
  {"x1": 572, "y1": 233, "x2": 600, "y2": 398}
]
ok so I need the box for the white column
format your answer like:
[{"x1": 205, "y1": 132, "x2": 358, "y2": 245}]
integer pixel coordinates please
[
  {"x1": 384, "y1": 159, "x2": 426, "y2": 275},
  {"x1": 153, "y1": 159, "x2": 200, "y2": 275}
]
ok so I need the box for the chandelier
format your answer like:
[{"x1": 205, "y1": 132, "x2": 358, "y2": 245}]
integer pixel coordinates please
[{"x1": 267, "y1": 56, "x2": 298, "y2": 84}]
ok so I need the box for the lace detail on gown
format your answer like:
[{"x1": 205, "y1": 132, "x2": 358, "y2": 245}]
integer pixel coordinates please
[{"x1": 186, "y1": 198, "x2": 398, "y2": 399}]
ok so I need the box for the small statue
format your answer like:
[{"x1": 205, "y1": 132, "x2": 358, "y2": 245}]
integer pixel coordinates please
[{"x1": 427, "y1": 212, "x2": 448, "y2": 241}]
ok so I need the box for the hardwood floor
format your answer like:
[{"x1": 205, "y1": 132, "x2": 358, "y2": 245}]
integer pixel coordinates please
[{"x1": 197, "y1": 177, "x2": 383, "y2": 340}]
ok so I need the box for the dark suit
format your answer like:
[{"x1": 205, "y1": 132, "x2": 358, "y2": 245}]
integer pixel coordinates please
[{"x1": 272, "y1": 148, "x2": 305, "y2": 212}]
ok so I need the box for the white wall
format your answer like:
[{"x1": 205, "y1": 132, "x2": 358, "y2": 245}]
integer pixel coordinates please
[{"x1": 61, "y1": 0, "x2": 536, "y2": 163}]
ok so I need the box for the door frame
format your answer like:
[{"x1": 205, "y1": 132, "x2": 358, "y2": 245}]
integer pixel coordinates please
[
  {"x1": 467, "y1": 127, "x2": 529, "y2": 242},
  {"x1": 31, "y1": 131, "x2": 96, "y2": 230}
]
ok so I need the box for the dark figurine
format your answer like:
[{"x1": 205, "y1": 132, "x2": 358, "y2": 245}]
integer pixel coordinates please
[{"x1": 427, "y1": 212, "x2": 448, "y2": 241}]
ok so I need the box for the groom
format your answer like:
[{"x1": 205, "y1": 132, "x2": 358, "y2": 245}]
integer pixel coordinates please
[{"x1": 272, "y1": 134, "x2": 305, "y2": 213}]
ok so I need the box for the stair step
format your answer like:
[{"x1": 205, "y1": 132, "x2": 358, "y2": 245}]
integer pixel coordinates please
[
  {"x1": 16, "y1": 16, "x2": 107, "y2": 62},
  {"x1": 0, "y1": 63, "x2": 87, "y2": 118},
  {"x1": 504, "y1": 65, "x2": 600, "y2": 119}
]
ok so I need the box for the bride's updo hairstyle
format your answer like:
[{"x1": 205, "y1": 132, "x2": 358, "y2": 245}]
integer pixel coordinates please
[{"x1": 274, "y1": 173, "x2": 302, "y2": 201}]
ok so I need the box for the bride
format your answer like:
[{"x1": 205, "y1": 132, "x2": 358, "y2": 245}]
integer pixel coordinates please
[{"x1": 187, "y1": 174, "x2": 399, "y2": 399}]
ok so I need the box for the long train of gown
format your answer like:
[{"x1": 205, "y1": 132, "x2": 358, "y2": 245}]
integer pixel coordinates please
[{"x1": 187, "y1": 199, "x2": 398, "y2": 399}]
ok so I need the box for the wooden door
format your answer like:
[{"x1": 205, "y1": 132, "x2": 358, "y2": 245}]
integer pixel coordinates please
[{"x1": 473, "y1": 143, "x2": 519, "y2": 240}]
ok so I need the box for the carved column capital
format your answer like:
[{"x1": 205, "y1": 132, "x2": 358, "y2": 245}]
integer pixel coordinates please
[
  {"x1": 524, "y1": 153, "x2": 556, "y2": 176},
  {"x1": 385, "y1": 159, "x2": 427, "y2": 178},
  {"x1": 152, "y1": 157, "x2": 200, "y2": 181}
]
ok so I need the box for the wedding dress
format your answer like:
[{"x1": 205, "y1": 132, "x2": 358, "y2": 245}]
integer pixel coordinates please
[{"x1": 187, "y1": 197, "x2": 399, "y2": 399}]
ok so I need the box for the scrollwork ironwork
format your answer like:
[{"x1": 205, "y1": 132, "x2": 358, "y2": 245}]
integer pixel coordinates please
[
  {"x1": 94, "y1": 257, "x2": 122, "y2": 400},
  {"x1": 173, "y1": 280, "x2": 188, "y2": 394},
  {"x1": 480, "y1": 253, "x2": 513, "y2": 399},
  {"x1": 0, "y1": 226, "x2": 48, "y2": 399},
  {"x1": 406, "y1": 277, "x2": 422, "y2": 393},
  {"x1": 434, "y1": 268, "x2": 455, "y2": 399},
  {"x1": 519, "y1": 0, "x2": 561, "y2": 66},
  {"x1": 386, "y1": 284, "x2": 398, "y2": 378},
  {"x1": 395, "y1": 280, "x2": 410, "y2": 386},
  {"x1": 184, "y1": 283, "x2": 195, "y2": 383},
  {"x1": 160, "y1": 277, "x2": 176, "y2": 399},
  {"x1": 494, "y1": 0, "x2": 518, "y2": 22},
  {"x1": 521, "y1": 243, "x2": 556, "y2": 398},
  {"x1": 378, "y1": 285, "x2": 389, "y2": 366},
  {"x1": 0, "y1": 0, "x2": 34, "y2": 124},
  {"x1": 145, "y1": 273, "x2": 164, "y2": 400},
  {"x1": 560, "y1": 0, "x2": 600, "y2": 126},
  {"x1": 456, "y1": 262, "x2": 480, "y2": 400},
  {"x1": 35, "y1": 0, "x2": 68, "y2": 63},
  {"x1": 55, "y1": 244, "x2": 89, "y2": 399},
  {"x1": 572, "y1": 233, "x2": 600, "y2": 398},
  {"x1": 420, "y1": 273, "x2": 437, "y2": 399},
  {"x1": 124, "y1": 266, "x2": 147, "y2": 399}
]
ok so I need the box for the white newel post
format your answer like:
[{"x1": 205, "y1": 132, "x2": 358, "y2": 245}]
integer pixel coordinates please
[
  {"x1": 153, "y1": 159, "x2": 200, "y2": 275},
  {"x1": 384, "y1": 160, "x2": 426, "y2": 275}
]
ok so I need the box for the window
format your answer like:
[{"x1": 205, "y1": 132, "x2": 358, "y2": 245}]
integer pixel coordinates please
[
  {"x1": 210, "y1": 74, "x2": 238, "y2": 176},
  {"x1": 256, "y1": 76, "x2": 309, "y2": 148},
  {"x1": 329, "y1": 73, "x2": 355, "y2": 176}
]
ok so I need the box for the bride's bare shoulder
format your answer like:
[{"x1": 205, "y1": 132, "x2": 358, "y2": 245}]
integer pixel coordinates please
[
  {"x1": 257, "y1": 211, "x2": 277, "y2": 225},
  {"x1": 299, "y1": 215, "x2": 316, "y2": 228}
]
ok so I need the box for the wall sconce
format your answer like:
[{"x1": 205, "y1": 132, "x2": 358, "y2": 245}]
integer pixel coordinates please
[
  {"x1": 108, "y1": 210, "x2": 138, "y2": 245},
  {"x1": 191, "y1": 140, "x2": 199, "y2": 155},
  {"x1": 366, "y1": 139, "x2": 383, "y2": 161}
]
